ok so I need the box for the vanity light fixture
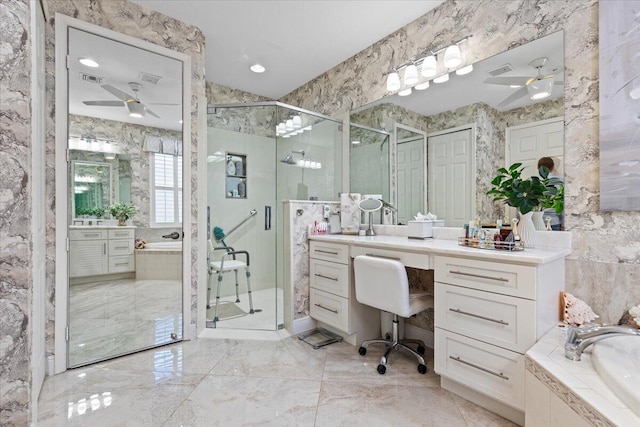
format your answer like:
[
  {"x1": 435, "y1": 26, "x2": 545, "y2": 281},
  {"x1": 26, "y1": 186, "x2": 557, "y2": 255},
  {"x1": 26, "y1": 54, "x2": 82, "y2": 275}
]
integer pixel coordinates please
[
  {"x1": 285, "y1": 119, "x2": 294, "y2": 131},
  {"x1": 276, "y1": 118, "x2": 312, "y2": 138},
  {"x1": 250, "y1": 63, "x2": 265, "y2": 73},
  {"x1": 79, "y1": 57, "x2": 99, "y2": 68},
  {"x1": 104, "y1": 153, "x2": 116, "y2": 160},
  {"x1": 351, "y1": 140, "x2": 361, "y2": 145},
  {"x1": 433, "y1": 73, "x2": 449, "y2": 84},
  {"x1": 292, "y1": 115, "x2": 302, "y2": 129},
  {"x1": 384, "y1": 35, "x2": 472, "y2": 95}
]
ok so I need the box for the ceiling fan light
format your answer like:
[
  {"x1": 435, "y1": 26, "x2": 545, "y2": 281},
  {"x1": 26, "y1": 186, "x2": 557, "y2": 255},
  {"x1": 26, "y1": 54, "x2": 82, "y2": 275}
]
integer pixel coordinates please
[
  {"x1": 443, "y1": 44, "x2": 462, "y2": 68},
  {"x1": 455, "y1": 64, "x2": 473, "y2": 76},
  {"x1": 527, "y1": 76, "x2": 554, "y2": 100},
  {"x1": 404, "y1": 63, "x2": 419, "y2": 86},
  {"x1": 414, "y1": 81, "x2": 430, "y2": 90},
  {"x1": 79, "y1": 57, "x2": 99, "y2": 68},
  {"x1": 127, "y1": 102, "x2": 145, "y2": 118},
  {"x1": 386, "y1": 70, "x2": 401, "y2": 92},
  {"x1": 398, "y1": 87, "x2": 412, "y2": 97},
  {"x1": 421, "y1": 55, "x2": 437, "y2": 78},
  {"x1": 433, "y1": 73, "x2": 449, "y2": 84}
]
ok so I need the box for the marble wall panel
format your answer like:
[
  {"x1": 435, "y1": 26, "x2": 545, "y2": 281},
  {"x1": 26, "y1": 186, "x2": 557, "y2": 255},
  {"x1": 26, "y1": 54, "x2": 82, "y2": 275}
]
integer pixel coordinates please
[
  {"x1": 0, "y1": 1, "x2": 31, "y2": 424},
  {"x1": 44, "y1": 0, "x2": 206, "y2": 358},
  {"x1": 282, "y1": 0, "x2": 638, "y2": 323}
]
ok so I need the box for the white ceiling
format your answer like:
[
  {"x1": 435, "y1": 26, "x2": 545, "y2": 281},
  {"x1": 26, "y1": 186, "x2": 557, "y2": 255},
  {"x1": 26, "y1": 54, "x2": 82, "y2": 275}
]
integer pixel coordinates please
[{"x1": 130, "y1": 0, "x2": 445, "y2": 99}]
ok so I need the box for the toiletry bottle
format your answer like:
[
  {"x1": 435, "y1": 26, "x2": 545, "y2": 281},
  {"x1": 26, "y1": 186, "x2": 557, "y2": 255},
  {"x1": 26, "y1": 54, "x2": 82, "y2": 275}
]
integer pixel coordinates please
[{"x1": 479, "y1": 230, "x2": 487, "y2": 248}]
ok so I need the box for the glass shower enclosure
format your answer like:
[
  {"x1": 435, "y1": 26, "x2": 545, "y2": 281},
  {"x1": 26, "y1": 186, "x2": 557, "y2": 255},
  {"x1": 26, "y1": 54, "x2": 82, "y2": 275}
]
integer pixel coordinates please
[{"x1": 207, "y1": 102, "x2": 343, "y2": 331}]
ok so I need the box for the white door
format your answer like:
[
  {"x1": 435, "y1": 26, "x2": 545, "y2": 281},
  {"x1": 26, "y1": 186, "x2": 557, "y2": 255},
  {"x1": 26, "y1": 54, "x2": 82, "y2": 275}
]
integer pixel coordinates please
[
  {"x1": 428, "y1": 128, "x2": 474, "y2": 227},
  {"x1": 506, "y1": 118, "x2": 564, "y2": 219},
  {"x1": 397, "y1": 138, "x2": 424, "y2": 224},
  {"x1": 506, "y1": 117, "x2": 564, "y2": 179}
]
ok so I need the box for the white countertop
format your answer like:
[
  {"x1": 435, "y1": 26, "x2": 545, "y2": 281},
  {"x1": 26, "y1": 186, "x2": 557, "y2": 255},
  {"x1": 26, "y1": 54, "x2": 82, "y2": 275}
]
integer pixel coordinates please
[
  {"x1": 526, "y1": 326, "x2": 640, "y2": 426},
  {"x1": 309, "y1": 234, "x2": 570, "y2": 265},
  {"x1": 69, "y1": 225, "x2": 136, "y2": 229}
]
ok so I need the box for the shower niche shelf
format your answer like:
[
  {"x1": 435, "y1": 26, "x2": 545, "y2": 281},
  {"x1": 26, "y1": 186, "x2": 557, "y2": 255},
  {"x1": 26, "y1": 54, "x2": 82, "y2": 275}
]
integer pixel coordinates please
[{"x1": 225, "y1": 152, "x2": 247, "y2": 199}]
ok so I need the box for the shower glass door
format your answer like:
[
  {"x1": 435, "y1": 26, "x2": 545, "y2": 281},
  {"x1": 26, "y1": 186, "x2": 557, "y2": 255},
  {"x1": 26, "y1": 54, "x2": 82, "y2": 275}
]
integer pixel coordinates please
[{"x1": 207, "y1": 102, "x2": 343, "y2": 331}]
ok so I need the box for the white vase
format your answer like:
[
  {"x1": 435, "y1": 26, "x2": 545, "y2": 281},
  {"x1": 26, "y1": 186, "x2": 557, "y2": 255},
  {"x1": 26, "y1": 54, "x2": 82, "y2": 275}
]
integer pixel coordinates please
[
  {"x1": 517, "y1": 211, "x2": 537, "y2": 248},
  {"x1": 532, "y1": 211, "x2": 546, "y2": 230}
]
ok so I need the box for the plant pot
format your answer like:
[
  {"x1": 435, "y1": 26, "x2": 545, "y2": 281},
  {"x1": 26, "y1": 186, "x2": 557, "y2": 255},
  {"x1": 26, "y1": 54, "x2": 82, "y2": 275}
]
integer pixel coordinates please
[
  {"x1": 117, "y1": 218, "x2": 127, "y2": 226},
  {"x1": 518, "y1": 211, "x2": 537, "y2": 248},
  {"x1": 532, "y1": 211, "x2": 546, "y2": 230}
]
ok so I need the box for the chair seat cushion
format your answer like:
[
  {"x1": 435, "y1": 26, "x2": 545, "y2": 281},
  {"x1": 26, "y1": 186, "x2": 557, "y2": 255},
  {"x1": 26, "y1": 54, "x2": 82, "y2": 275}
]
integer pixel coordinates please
[{"x1": 210, "y1": 260, "x2": 246, "y2": 272}]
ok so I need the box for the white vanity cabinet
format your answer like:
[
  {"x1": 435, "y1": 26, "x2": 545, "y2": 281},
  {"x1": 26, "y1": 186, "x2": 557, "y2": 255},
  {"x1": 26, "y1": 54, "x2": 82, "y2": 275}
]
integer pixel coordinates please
[
  {"x1": 309, "y1": 241, "x2": 379, "y2": 344},
  {"x1": 434, "y1": 254, "x2": 564, "y2": 418},
  {"x1": 69, "y1": 227, "x2": 135, "y2": 278}
]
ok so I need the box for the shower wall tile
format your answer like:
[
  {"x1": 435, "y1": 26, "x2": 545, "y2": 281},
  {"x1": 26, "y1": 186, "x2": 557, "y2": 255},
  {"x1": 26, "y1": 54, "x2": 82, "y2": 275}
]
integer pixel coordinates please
[
  {"x1": 282, "y1": 1, "x2": 638, "y2": 324},
  {"x1": 45, "y1": 0, "x2": 206, "y2": 363}
]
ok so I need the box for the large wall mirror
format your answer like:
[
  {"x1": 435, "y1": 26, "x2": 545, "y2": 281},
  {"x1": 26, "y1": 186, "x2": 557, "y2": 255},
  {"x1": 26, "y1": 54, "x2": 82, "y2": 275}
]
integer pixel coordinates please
[
  {"x1": 55, "y1": 16, "x2": 190, "y2": 371},
  {"x1": 350, "y1": 31, "x2": 565, "y2": 227}
]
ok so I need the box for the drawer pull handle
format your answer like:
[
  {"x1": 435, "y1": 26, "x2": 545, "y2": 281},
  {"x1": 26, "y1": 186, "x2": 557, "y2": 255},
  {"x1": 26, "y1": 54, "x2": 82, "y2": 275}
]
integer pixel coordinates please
[
  {"x1": 113, "y1": 233, "x2": 129, "y2": 236},
  {"x1": 449, "y1": 308, "x2": 509, "y2": 326},
  {"x1": 449, "y1": 356, "x2": 509, "y2": 381},
  {"x1": 315, "y1": 273, "x2": 338, "y2": 281},
  {"x1": 103, "y1": 243, "x2": 106, "y2": 255},
  {"x1": 314, "y1": 303, "x2": 338, "y2": 314},
  {"x1": 316, "y1": 249, "x2": 339, "y2": 255},
  {"x1": 115, "y1": 246, "x2": 128, "y2": 250},
  {"x1": 365, "y1": 253, "x2": 402, "y2": 261},
  {"x1": 449, "y1": 270, "x2": 508, "y2": 282},
  {"x1": 83, "y1": 233, "x2": 101, "y2": 237},
  {"x1": 115, "y1": 263, "x2": 129, "y2": 266}
]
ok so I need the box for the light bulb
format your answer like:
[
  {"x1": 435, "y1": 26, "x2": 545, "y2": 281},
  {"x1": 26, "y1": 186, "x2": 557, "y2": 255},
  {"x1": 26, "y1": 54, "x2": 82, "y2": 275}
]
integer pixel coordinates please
[
  {"x1": 292, "y1": 115, "x2": 302, "y2": 129},
  {"x1": 433, "y1": 73, "x2": 449, "y2": 84},
  {"x1": 398, "y1": 87, "x2": 412, "y2": 97},
  {"x1": 414, "y1": 81, "x2": 430, "y2": 90},
  {"x1": 386, "y1": 70, "x2": 401, "y2": 92},
  {"x1": 421, "y1": 55, "x2": 437, "y2": 78},
  {"x1": 455, "y1": 64, "x2": 473, "y2": 75},
  {"x1": 278, "y1": 123, "x2": 286, "y2": 134},
  {"x1": 285, "y1": 119, "x2": 294, "y2": 131},
  {"x1": 443, "y1": 44, "x2": 462, "y2": 68},
  {"x1": 404, "y1": 63, "x2": 419, "y2": 86}
]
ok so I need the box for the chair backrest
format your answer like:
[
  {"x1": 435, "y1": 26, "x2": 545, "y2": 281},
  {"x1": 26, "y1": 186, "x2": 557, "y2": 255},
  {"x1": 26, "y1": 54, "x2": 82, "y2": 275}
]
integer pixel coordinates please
[{"x1": 353, "y1": 255, "x2": 411, "y2": 317}]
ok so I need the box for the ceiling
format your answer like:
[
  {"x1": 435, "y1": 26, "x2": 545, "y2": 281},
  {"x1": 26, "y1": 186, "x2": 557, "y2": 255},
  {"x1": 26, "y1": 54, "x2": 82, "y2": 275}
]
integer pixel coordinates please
[{"x1": 130, "y1": 0, "x2": 445, "y2": 99}]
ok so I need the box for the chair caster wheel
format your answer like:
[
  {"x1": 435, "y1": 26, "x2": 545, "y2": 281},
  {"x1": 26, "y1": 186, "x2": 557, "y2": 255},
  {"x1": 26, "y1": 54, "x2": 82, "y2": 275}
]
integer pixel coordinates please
[
  {"x1": 377, "y1": 364, "x2": 386, "y2": 375},
  {"x1": 235, "y1": 299, "x2": 240, "y2": 303},
  {"x1": 418, "y1": 364, "x2": 427, "y2": 374},
  {"x1": 358, "y1": 346, "x2": 367, "y2": 356},
  {"x1": 417, "y1": 346, "x2": 425, "y2": 355}
]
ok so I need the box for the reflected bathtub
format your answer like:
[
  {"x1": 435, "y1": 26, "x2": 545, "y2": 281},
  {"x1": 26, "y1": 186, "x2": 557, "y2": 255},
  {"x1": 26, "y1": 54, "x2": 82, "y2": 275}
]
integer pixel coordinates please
[
  {"x1": 135, "y1": 241, "x2": 182, "y2": 280},
  {"x1": 592, "y1": 335, "x2": 640, "y2": 417}
]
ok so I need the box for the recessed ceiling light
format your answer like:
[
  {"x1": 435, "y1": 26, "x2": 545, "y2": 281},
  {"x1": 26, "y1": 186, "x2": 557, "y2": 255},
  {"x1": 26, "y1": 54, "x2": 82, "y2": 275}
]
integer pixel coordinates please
[
  {"x1": 79, "y1": 58, "x2": 99, "y2": 68},
  {"x1": 250, "y1": 63, "x2": 266, "y2": 73}
]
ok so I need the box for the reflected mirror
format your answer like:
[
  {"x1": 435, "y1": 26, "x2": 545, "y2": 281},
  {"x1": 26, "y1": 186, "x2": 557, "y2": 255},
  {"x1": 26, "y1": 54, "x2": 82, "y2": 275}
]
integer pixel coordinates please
[
  {"x1": 66, "y1": 26, "x2": 185, "y2": 367},
  {"x1": 350, "y1": 31, "x2": 565, "y2": 227}
]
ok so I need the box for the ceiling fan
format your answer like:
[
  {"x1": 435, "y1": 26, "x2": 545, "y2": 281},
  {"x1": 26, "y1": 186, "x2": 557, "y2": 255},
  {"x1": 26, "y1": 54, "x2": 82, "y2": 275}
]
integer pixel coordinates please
[
  {"x1": 483, "y1": 57, "x2": 563, "y2": 108},
  {"x1": 83, "y1": 82, "x2": 177, "y2": 119}
]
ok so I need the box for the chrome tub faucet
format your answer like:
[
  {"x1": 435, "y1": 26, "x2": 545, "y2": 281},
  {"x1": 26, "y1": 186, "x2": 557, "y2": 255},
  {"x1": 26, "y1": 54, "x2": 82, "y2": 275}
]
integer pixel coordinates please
[{"x1": 564, "y1": 324, "x2": 640, "y2": 361}]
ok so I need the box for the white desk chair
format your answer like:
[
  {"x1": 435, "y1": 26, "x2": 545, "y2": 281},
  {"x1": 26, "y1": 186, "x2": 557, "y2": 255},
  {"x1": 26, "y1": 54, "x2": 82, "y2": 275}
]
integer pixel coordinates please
[
  {"x1": 353, "y1": 254, "x2": 434, "y2": 375},
  {"x1": 207, "y1": 240, "x2": 254, "y2": 325}
]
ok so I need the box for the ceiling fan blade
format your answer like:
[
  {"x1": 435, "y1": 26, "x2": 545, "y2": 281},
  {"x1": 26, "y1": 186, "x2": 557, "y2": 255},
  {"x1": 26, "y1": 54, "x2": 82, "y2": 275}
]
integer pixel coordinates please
[
  {"x1": 101, "y1": 84, "x2": 135, "y2": 102},
  {"x1": 146, "y1": 103, "x2": 182, "y2": 106},
  {"x1": 498, "y1": 86, "x2": 529, "y2": 108},
  {"x1": 83, "y1": 100, "x2": 125, "y2": 106},
  {"x1": 145, "y1": 107, "x2": 161, "y2": 119},
  {"x1": 484, "y1": 76, "x2": 531, "y2": 86}
]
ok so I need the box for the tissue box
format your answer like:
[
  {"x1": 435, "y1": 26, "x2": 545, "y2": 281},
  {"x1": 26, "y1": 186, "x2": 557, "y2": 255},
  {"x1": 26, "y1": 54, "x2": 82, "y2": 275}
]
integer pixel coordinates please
[{"x1": 407, "y1": 220, "x2": 444, "y2": 239}]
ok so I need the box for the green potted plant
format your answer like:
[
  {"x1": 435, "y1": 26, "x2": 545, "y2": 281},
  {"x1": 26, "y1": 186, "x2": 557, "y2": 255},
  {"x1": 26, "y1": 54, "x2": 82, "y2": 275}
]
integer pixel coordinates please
[
  {"x1": 109, "y1": 202, "x2": 138, "y2": 226},
  {"x1": 91, "y1": 206, "x2": 107, "y2": 219}
]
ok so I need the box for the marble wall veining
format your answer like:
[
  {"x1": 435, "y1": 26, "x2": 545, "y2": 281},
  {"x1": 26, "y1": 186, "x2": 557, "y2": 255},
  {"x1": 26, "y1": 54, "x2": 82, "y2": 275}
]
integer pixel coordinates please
[
  {"x1": 1, "y1": 1, "x2": 32, "y2": 424},
  {"x1": 43, "y1": 0, "x2": 206, "y2": 371},
  {"x1": 282, "y1": 0, "x2": 640, "y2": 324}
]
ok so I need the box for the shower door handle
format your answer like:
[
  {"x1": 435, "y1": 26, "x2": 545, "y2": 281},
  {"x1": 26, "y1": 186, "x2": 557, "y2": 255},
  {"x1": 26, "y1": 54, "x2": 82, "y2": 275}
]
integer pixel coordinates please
[{"x1": 265, "y1": 206, "x2": 271, "y2": 230}]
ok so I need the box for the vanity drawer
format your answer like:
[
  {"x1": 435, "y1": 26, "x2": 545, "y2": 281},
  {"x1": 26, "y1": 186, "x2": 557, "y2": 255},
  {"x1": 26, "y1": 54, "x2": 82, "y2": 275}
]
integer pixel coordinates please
[
  {"x1": 109, "y1": 255, "x2": 135, "y2": 273},
  {"x1": 108, "y1": 239, "x2": 134, "y2": 256},
  {"x1": 435, "y1": 284, "x2": 536, "y2": 354},
  {"x1": 108, "y1": 228, "x2": 135, "y2": 240},
  {"x1": 350, "y1": 245, "x2": 430, "y2": 270},
  {"x1": 435, "y1": 328, "x2": 525, "y2": 410},
  {"x1": 434, "y1": 255, "x2": 535, "y2": 299},
  {"x1": 310, "y1": 241, "x2": 349, "y2": 264},
  {"x1": 69, "y1": 229, "x2": 108, "y2": 241},
  {"x1": 310, "y1": 288, "x2": 349, "y2": 332},
  {"x1": 310, "y1": 259, "x2": 349, "y2": 298}
]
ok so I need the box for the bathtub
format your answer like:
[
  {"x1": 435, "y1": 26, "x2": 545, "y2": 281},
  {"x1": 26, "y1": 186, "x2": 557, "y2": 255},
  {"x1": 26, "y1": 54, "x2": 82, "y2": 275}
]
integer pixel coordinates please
[
  {"x1": 592, "y1": 336, "x2": 640, "y2": 417},
  {"x1": 135, "y1": 241, "x2": 182, "y2": 280}
]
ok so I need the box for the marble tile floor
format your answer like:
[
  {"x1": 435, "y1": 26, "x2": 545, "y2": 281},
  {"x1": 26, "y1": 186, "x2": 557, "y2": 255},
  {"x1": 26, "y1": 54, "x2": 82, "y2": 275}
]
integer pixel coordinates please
[
  {"x1": 69, "y1": 278, "x2": 183, "y2": 367},
  {"x1": 38, "y1": 335, "x2": 518, "y2": 426},
  {"x1": 208, "y1": 287, "x2": 284, "y2": 331}
]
